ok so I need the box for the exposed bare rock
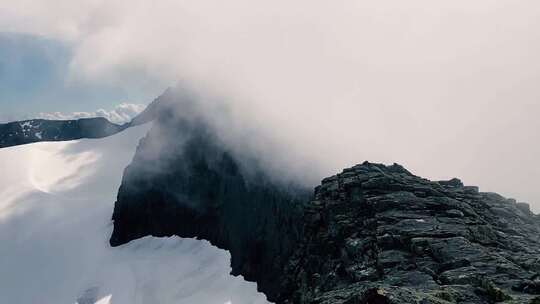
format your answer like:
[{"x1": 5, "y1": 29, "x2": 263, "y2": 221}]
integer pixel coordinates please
[
  {"x1": 110, "y1": 91, "x2": 540, "y2": 304},
  {"x1": 284, "y1": 162, "x2": 540, "y2": 303}
]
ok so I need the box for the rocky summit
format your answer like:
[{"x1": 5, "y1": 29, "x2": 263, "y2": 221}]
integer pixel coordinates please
[
  {"x1": 283, "y1": 162, "x2": 540, "y2": 304},
  {"x1": 110, "y1": 91, "x2": 540, "y2": 304}
]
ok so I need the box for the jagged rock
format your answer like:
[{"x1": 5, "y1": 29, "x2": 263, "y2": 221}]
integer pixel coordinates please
[
  {"x1": 281, "y1": 162, "x2": 540, "y2": 303},
  {"x1": 110, "y1": 91, "x2": 540, "y2": 303}
]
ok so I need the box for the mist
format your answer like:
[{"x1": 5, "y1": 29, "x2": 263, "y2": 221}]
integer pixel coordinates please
[{"x1": 1, "y1": 0, "x2": 540, "y2": 210}]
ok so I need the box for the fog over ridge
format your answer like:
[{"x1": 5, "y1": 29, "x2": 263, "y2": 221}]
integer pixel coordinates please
[
  {"x1": 1, "y1": 0, "x2": 539, "y2": 210},
  {"x1": 37, "y1": 102, "x2": 146, "y2": 124}
]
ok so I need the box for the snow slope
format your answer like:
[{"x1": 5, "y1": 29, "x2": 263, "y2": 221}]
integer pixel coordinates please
[{"x1": 0, "y1": 124, "x2": 270, "y2": 304}]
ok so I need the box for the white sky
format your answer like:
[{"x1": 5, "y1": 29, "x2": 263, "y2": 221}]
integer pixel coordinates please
[{"x1": 1, "y1": 0, "x2": 539, "y2": 209}]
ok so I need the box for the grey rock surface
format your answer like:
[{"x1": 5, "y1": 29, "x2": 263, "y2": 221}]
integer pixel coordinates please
[{"x1": 284, "y1": 162, "x2": 540, "y2": 303}]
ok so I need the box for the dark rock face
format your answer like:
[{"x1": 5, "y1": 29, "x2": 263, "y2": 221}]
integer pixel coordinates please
[
  {"x1": 110, "y1": 93, "x2": 540, "y2": 303},
  {"x1": 0, "y1": 117, "x2": 127, "y2": 148},
  {"x1": 110, "y1": 94, "x2": 310, "y2": 299}
]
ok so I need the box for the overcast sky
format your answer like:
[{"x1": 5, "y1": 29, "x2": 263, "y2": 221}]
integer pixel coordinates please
[{"x1": 1, "y1": 0, "x2": 539, "y2": 210}]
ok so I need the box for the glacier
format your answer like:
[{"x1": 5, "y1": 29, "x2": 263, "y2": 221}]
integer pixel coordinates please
[{"x1": 0, "y1": 123, "x2": 270, "y2": 304}]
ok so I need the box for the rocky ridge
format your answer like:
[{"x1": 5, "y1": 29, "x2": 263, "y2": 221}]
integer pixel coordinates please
[
  {"x1": 109, "y1": 91, "x2": 540, "y2": 303},
  {"x1": 0, "y1": 117, "x2": 127, "y2": 148},
  {"x1": 282, "y1": 162, "x2": 540, "y2": 303}
]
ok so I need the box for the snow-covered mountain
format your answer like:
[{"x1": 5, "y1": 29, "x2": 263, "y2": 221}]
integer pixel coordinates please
[
  {"x1": 0, "y1": 117, "x2": 128, "y2": 148},
  {"x1": 0, "y1": 90, "x2": 170, "y2": 149},
  {"x1": 0, "y1": 123, "x2": 269, "y2": 304}
]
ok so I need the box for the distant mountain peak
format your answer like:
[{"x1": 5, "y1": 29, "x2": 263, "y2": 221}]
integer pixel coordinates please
[
  {"x1": 0, "y1": 93, "x2": 168, "y2": 148},
  {"x1": 0, "y1": 117, "x2": 127, "y2": 148}
]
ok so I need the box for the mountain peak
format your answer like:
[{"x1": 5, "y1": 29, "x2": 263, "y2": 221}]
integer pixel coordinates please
[{"x1": 110, "y1": 94, "x2": 540, "y2": 303}]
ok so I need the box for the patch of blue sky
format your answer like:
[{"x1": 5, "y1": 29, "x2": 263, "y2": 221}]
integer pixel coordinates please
[{"x1": 0, "y1": 33, "x2": 161, "y2": 120}]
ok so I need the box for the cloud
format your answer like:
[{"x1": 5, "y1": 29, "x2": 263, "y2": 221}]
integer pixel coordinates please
[
  {"x1": 1, "y1": 1, "x2": 540, "y2": 208},
  {"x1": 37, "y1": 103, "x2": 145, "y2": 124}
]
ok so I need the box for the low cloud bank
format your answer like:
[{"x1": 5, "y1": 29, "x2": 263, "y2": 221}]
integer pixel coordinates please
[
  {"x1": 36, "y1": 103, "x2": 145, "y2": 124},
  {"x1": 1, "y1": 1, "x2": 539, "y2": 209}
]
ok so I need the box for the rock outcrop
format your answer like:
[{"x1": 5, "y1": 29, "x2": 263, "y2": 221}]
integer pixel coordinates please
[
  {"x1": 110, "y1": 91, "x2": 540, "y2": 303},
  {"x1": 282, "y1": 162, "x2": 540, "y2": 303}
]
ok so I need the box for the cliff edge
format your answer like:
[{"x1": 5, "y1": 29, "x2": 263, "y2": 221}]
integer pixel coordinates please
[{"x1": 110, "y1": 93, "x2": 540, "y2": 304}]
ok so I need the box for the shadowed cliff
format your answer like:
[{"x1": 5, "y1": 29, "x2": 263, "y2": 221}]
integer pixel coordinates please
[{"x1": 110, "y1": 90, "x2": 310, "y2": 300}]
